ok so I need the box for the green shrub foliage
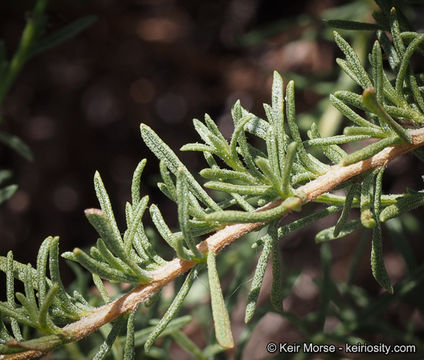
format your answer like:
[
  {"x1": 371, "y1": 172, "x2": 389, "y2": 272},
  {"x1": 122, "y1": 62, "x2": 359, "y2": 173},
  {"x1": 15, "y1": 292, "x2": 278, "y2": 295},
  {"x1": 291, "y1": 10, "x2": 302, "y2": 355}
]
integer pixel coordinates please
[{"x1": 1, "y1": 0, "x2": 424, "y2": 359}]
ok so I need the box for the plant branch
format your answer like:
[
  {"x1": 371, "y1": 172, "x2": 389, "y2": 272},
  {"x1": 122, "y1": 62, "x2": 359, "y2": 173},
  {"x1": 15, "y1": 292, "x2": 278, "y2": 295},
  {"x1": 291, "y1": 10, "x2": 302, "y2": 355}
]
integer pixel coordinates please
[{"x1": 2, "y1": 127, "x2": 424, "y2": 360}]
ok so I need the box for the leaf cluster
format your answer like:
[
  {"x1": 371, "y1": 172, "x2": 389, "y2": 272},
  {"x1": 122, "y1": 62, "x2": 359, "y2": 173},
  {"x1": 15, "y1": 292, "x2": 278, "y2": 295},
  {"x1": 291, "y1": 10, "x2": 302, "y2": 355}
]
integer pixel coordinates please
[{"x1": 1, "y1": 0, "x2": 424, "y2": 359}]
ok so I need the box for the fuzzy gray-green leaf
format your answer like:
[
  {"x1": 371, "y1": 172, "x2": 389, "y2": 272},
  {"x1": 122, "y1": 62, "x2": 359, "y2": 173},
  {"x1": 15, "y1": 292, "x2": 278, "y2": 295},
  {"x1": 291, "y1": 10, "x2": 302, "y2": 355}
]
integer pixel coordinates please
[
  {"x1": 315, "y1": 219, "x2": 362, "y2": 243},
  {"x1": 380, "y1": 191, "x2": 424, "y2": 222},
  {"x1": 145, "y1": 267, "x2": 198, "y2": 352},
  {"x1": 124, "y1": 311, "x2": 136, "y2": 360},
  {"x1": 360, "y1": 171, "x2": 376, "y2": 228},
  {"x1": 362, "y1": 88, "x2": 411, "y2": 143},
  {"x1": 141, "y1": 124, "x2": 220, "y2": 211},
  {"x1": 94, "y1": 171, "x2": 122, "y2": 245},
  {"x1": 7, "y1": 251, "x2": 23, "y2": 340},
  {"x1": 131, "y1": 159, "x2": 147, "y2": 207},
  {"x1": 245, "y1": 235, "x2": 272, "y2": 323},
  {"x1": 92, "y1": 317, "x2": 126, "y2": 360},
  {"x1": 207, "y1": 251, "x2": 234, "y2": 349},
  {"x1": 371, "y1": 224, "x2": 393, "y2": 293},
  {"x1": 333, "y1": 184, "x2": 359, "y2": 237},
  {"x1": 341, "y1": 136, "x2": 401, "y2": 166},
  {"x1": 334, "y1": 31, "x2": 372, "y2": 89}
]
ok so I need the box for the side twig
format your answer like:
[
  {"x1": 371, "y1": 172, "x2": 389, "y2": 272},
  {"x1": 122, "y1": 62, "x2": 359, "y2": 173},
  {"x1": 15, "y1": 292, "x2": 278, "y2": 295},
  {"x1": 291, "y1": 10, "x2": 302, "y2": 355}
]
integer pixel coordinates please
[{"x1": 3, "y1": 128, "x2": 424, "y2": 360}]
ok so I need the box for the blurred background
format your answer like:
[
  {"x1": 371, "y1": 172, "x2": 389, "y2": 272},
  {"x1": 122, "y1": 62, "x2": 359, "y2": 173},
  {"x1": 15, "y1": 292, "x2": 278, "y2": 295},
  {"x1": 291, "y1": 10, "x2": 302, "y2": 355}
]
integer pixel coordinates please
[{"x1": 2, "y1": 1, "x2": 424, "y2": 358}]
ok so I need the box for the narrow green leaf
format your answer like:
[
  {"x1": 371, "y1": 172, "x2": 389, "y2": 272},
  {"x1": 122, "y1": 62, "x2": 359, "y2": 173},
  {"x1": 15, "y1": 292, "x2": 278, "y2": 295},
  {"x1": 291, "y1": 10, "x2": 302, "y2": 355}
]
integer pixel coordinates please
[
  {"x1": 149, "y1": 204, "x2": 177, "y2": 251},
  {"x1": 308, "y1": 123, "x2": 346, "y2": 164},
  {"x1": 286, "y1": 81, "x2": 327, "y2": 174},
  {"x1": 380, "y1": 191, "x2": 424, "y2": 222},
  {"x1": 85, "y1": 208, "x2": 151, "y2": 283},
  {"x1": 203, "y1": 151, "x2": 218, "y2": 169},
  {"x1": 304, "y1": 135, "x2": 371, "y2": 147},
  {"x1": 0, "y1": 313, "x2": 12, "y2": 342},
  {"x1": 229, "y1": 115, "x2": 252, "y2": 171},
  {"x1": 377, "y1": 29, "x2": 400, "y2": 71},
  {"x1": 93, "y1": 171, "x2": 123, "y2": 246},
  {"x1": 408, "y1": 72, "x2": 424, "y2": 114},
  {"x1": 371, "y1": 223, "x2": 393, "y2": 293},
  {"x1": 255, "y1": 157, "x2": 282, "y2": 195},
  {"x1": 49, "y1": 237, "x2": 81, "y2": 317},
  {"x1": 335, "y1": 58, "x2": 362, "y2": 86},
  {"x1": 341, "y1": 136, "x2": 401, "y2": 166},
  {"x1": 140, "y1": 124, "x2": 220, "y2": 211},
  {"x1": 37, "y1": 238, "x2": 52, "y2": 309},
  {"x1": 245, "y1": 235, "x2": 272, "y2": 323},
  {"x1": 199, "y1": 168, "x2": 257, "y2": 184},
  {"x1": 333, "y1": 90, "x2": 368, "y2": 112},
  {"x1": 16, "y1": 292, "x2": 38, "y2": 324},
  {"x1": 343, "y1": 126, "x2": 387, "y2": 138},
  {"x1": 333, "y1": 184, "x2": 359, "y2": 237},
  {"x1": 95, "y1": 239, "x2": 133, "y2": 274},
  {"x1": 271, "y1": 71, "x2": 286, "y2": 172},
  {"x1": 134, "y1": 316, "x2": 192, "y2": 347},
  {"x1": 0, "y1": 303, "x2": 33, "y2": 328},
  {"x1": 374, "y1": 167, "x2": 384, "y2": 216},
  {"x1": 315, "y1": 219, "x2": 362, "y2": 243},
  {"x1": 240, "y1": 108, "x2": 269, "y2": 139},
  {"x1": 205, "y1": 181, "x2": 274, "y2": 197},
  {"x1": 6, "y1": 251, "x2": 23, "y2": 341},
  {"x1": 145, "y1": 267, "x2": 198, "y2": 352},
  {"x1": 193, "y1": 118, "x2": 224, "y2": 152},
  {"x1": 92, "y1": 317, "x2": 126, "y2": 360},
  {"x1": 231, "y1": 100, "x2": 243, "y2": 124},
  {"x1": 278, "y1": 206, "x2": 341, "y2": 238},
  {"x1": 180, "y1": 143, "x2": 215, "y2": 153},
  {"x1": 92, "y1": 273, "x2": 110, "y2": 304},
  {"x1": 371, "y1": 41, "x2": 384, "y2": 104},
  {"x1": 159, "y1": 160, "x2": 177, "y2": 201},
  {"x1": 124, "y1": 311, "x2": 136, "y2": 360},
  {"x1": 390, "y1": 8, "x2": 405, "y2": 57},
  {"x1": 230, "y1": 193, "x2": 255, "y2": 212},
  {"x1": 281, "y1": 142, "x2": 297, "y2": 197},
  {"x1": 395, "y1": 34, "x2": 424, "y2": 99},
  {"x1": 176, "y1": 170, "x2": 203, "y2": 260},
  {"x1": 131, "y1": 159, "x2": 147, "y2": 206},
  {"x1": 330, "y1": 94, "x2": 378, "y2": 128},
  {"x1": 334, "y1": 31, "x2": 372, "y2": 89},
  {"x1": 205, "y1": 196, "x2": 303, "y2": 224},
  {"x1": 360, "y1": 171, "x2": 377, "y2": 228},
  {"x1": 291, "y1": 172, "x2": 316, "y2": 185},
  {"x1": 204, "y1": 114, "x2": 226, "y2": 143},
  {"x1": 64, "y1": 249, "x2": 139, "y2": 283},
  {"x1": 23, "y1": 265, "x2": 38, "y2": 320},
  {"x1": 207, "y1": 252, "x2": 234, "y2": 349},
  {"x1": 38, "y1": 284, "x2": 60, "y2": 333},
  {"x1": 362, "y1": 88, "x2": 411, "y2": 143},
  {"x1": 124, "y1": 195, "x2": 149, "y2": 252},
  {"x1": 264, "y1": 125, "x2": 281, "y2": 182}
]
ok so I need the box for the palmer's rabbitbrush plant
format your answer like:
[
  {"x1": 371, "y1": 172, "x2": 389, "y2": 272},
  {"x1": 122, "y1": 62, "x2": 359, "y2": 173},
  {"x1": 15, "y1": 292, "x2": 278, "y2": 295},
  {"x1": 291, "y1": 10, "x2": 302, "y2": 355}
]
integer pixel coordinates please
[{"x1": 2, "y1": 1, "x2": 424, "y2": 359}]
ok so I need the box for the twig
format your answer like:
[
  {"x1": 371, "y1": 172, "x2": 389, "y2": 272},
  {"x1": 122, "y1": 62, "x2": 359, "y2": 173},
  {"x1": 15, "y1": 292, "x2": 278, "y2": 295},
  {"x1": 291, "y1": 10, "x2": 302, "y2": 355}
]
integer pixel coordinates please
[{"x1": 3, "y1": 127, "x2": 424, "y2": 360}]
